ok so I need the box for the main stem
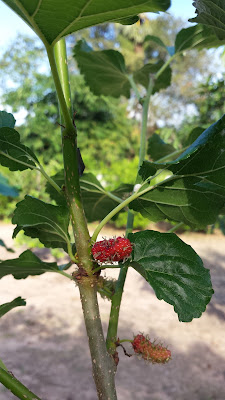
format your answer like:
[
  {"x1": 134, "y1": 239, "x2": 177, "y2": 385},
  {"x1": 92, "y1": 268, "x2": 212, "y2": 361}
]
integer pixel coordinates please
[
  {"x1": 106, "y1": 77, "x2": 154, "y2": 354},
  {"x1": 47, "y1": 41, "x2": 92, "y2": 272},
  {"x1": 49, "y1": 39, "x2": 117, "y2": 399},
  {"x1": 78, "y1": 277, "x2": 117, "y2": 399}
]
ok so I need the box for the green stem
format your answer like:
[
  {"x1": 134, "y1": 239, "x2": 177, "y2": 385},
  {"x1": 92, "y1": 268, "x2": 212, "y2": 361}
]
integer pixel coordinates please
[
  {"x1": 0, "y1": 368, "x2": 41, "y2": 400},
  {"x1": 155, "y1": 53, "x2": 177, "y2": 79},
  {"x1": 103, "y1": 190, "x2": 123, "y2": 204},
  {"x1": 0, "y1": 359, "x2": 7, "y2": 371},
  {"x1": 38, "y1": 164, "x2": 62, "y2": 194},
  {"x1": 127, "y1": 74, "x2": 141, "y2": 101},
  {"x1": 167, "y1": 222, "x2": 184, "y2": 233},
  {"x1": 118, "y1": 339, "x2": 132, "y2": 344},
  {"x1": 106, "y1": 78, "x2": 154, "y2": 355},
  {"x1": 91, "y1": 184, "x2": 151, "y2": 242},
  {"x1": 106, "y1": 265, "x2": 128, "y2": 354},
  {"x1": 57, "y1": 270, "x2": 74, "y2": 280},
  {"x1": 54, "y1": 40, "x2": 73, "y2": 115},
  {"x1": 66, "y1": 240, "x2": 76, "y2": 262},
  {"x1": 92, "y1": 166, "x2": 177, "y2": 243},
  {"x1": 138, "y1": 77, "x2": 154, "y2": 168},
  {"x1": 92, "y1": 264, "x2": 121, "y2": 274},
  {"x1": 125, "y1": 210, "x2": 135, "y2": 236},
  {"x1": 46, "y1": 44, "x2": 73, "y2": 131},
  {"x1": 48, "y1": 40, "x2": 92, "y2": 273}
]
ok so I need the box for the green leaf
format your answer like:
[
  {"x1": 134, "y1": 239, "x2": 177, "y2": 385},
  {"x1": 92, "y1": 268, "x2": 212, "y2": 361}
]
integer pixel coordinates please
[
  {"x1": 0, "y1": 127, "x2": 39, "y2": 171},
  {"x1": 134, "y1": 61, "x2": 172, "y2": 93},
  {"x1": 0, "y1": 239, "x2": 14, "y2": 253},
  {"x1": 12, "y1": 196, "x2": 70, "y2": 251},
  {"x1": 175, "y1": 24, "x2": 225, "y2": 53},
  {"x1": 2, "y1": 0, "x2": 171, "y2": 46},
  {"x1": 0, "y1": 297, "x2": 26, "y2": 318},
  {"x1": 147, "y1": 133, "x2": 175, "y2": 161},
  {"x1": 129, "y1": 230, "x2": 214, "y2": 322},
  {"x1": 0, "y1": 250, "x2": 60, "y2": 279},
  {"x1": 0, "y1": 111, "x2": 16, "y2": 128},
  {"x1": 0, "y1": 173, "x2": 18, "y2": 197},
  {"x1": 189, "y1": 0, "x2": 225, "y2": 40},
  {"x1": 144, "y1": 35, "x2": 171, "y2": 54},
  {"x1": 130, "y1": 115, "x2": 225, "y2": 227},
  {"x1": 74, "y1": 41, "x2": 130, "y2": 98},
  {"x1": 46, "y1": 171, "x2": 133, "y2": 222}
]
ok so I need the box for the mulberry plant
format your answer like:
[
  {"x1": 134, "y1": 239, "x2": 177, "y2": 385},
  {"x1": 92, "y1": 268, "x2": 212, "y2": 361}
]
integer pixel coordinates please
[{"x1": 0, "y1": 1, "x2": 224, "y2": 399}]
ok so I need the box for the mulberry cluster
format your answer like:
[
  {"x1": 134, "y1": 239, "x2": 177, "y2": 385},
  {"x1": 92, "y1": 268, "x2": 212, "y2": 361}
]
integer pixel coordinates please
[
  {"x1": 91, "y1": 237, "x2": 133, "y2": 263},
  {"x1": 132, "y1": 334, "x2": 171, "y2": 364}
]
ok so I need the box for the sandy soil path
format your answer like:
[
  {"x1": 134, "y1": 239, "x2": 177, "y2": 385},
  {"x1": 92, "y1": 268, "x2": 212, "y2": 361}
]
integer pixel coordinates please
[{"x1": 0, "y1": 223, "x2": 225, "y2": 400}]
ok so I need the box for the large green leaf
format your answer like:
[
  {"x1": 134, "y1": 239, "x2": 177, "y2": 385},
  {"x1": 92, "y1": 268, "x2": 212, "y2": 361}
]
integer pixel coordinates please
[
  {"x1": 129, "y1": 230, "x2": 214, "y2": 322},
  {"x1": 0, "y1": 111, "x2": 16, "y2": 128},
  {"x1": 0, "y1": 250, "x2": 60, "y2": 279},
  {"x1": 190, "y1": 0, "x2": 225, "y2": 40},
  {"x1": 45, "y1": 171, "x2": 133, "y2": 222},
  {"x1": 12, "y1": 196, "x2": 70, "y2": 251},
  {"x1": 147, "y1": 133, "x2": 175, "y2": 161},
  {"x1": 130, "y1": 115, "x2": 225, "y2": 227},
  {"x1": 74, "y1": 41, "x2": 131, "y2": 98},
  {"x1": 2, "y1": 0, "x2": 171, "y2": 46},
  {"x1": 175, "y1": 24, "x2": 225, "y2": 53},
  {"x1": 0, "y1": 297, "x2": 26, "y2": 318},
  {"x1": 133, "y1": 61, "x2": 172, "y2": 93},
  {"x1": 0, "y1": 174, "x2": 18, "y2": 197},
  {"x1": 0, "y1": 127, "x2": 39, "y2": 171}
]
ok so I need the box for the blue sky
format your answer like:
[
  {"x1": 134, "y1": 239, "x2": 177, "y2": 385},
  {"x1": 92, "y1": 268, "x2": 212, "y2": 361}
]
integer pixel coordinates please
[{"x1": 0, "y1": 0, "x2": 196, "y2": 50}]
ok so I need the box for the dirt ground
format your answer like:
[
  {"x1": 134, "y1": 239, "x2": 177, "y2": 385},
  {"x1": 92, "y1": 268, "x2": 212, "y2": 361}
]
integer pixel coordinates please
[{"x1": 0, "y1": 223, "x2": 225, "y2": 400}]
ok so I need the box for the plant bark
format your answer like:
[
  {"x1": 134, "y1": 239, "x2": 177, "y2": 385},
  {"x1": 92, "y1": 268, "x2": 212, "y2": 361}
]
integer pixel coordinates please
[{"x1": 78, "y1": 276, "x2": 117, "y2": 399}]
